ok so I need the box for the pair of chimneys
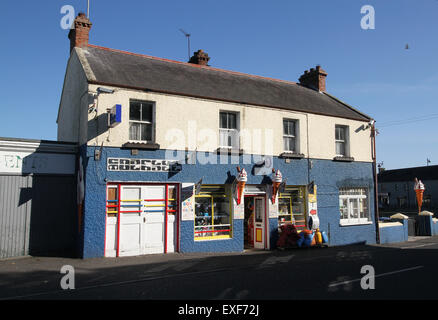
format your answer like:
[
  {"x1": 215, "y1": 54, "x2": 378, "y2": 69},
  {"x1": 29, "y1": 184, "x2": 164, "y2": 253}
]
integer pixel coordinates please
[
  {"x1": 67, "y1": 12, "x2": 211, "y2": 66},
  {"x1": 68, "y1": 14, "x2": 327, "y2": 92}
]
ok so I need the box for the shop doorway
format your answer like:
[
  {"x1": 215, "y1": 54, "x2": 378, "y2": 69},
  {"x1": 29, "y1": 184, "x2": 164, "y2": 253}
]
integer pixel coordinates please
[
  {"x1": 244, "y1": 195, "x2": 266, "y2": 249},
  {"x1": 105, "y1": 183, "x2": 179, "y2": 257}
]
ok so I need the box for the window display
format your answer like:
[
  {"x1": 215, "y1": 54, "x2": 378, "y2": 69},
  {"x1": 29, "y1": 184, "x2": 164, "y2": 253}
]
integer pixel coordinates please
[
  {"x1": 278, "y1": 187, "x2": 306, "y2": 232},
  {"x1": 195, "y1": 185, "x2": 232, "y2": 240}
]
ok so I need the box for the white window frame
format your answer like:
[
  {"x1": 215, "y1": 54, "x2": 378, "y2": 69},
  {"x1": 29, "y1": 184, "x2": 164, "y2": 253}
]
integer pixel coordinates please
[
  {"x1": 129, "y1": 100, "x2": 155, "y2": 143},
  {"x1": 219, "y1": 111, "x2": 239, "y2": 149},
  {"x1": 283, "y1": 119, "x2": 299, "y2": 153},
  {"x1": 335, "y1": 125, "x2": 349, "y2": 157},
  {"x1": 339, "y1": 188, "x2": 371, "y2": 226}
]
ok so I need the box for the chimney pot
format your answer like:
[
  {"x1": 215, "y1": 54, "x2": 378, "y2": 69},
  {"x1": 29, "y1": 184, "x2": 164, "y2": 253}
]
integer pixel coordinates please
[
  {"x1": 68, "y1": 13, "x2": 92, "y2": 54},
  {"x1": 299, "y1": 65, "x2": 328, "y2": 92},
  {"x1": 189, "y1": 49, "x2": 210, "y2": 66}
]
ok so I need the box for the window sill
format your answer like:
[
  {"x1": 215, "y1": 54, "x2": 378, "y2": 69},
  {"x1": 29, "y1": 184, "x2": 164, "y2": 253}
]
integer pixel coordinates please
[
  {"x1": 194, "y1": 235, "x2": 232, "y2": 241},
  {"x1": 122, "y1": 142, "x2": 160, "y2": 150},
  {"x1": 215, "y1": 147, "x2": 244, "y2": 155},
  {"x1": 280, "y1": 152, "x2": 305, "y2": 159},
  {"x1": 339, "y1": 221, "x2": 373, "y2": 227},
  {"x1": 333, "y1": 156, "x2": 354, "y2": 162}
]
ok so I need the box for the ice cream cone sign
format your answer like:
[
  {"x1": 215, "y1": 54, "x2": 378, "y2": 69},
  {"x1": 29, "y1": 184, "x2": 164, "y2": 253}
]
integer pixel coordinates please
[
  {"x1": 271, "y1": 168, "x2": 283, "y2": 204},
  {"x1": 236, "y1": 167, "x2": 247, "y2": 205},
  {"x1": 414, "y1": 177, "x2": 425, "y2": 214}
]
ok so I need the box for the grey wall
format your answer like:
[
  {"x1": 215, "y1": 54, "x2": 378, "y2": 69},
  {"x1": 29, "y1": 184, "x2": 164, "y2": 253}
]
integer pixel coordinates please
[{"x1": 0, "y1": 174, "x2": 77, "y2": 259}]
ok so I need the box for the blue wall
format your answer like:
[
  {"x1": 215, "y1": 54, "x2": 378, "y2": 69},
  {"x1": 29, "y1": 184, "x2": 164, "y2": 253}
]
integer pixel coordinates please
[
  {"x1": 80, "y1": 145, "x2": 376, "y2": 258},
  {"x1": 379, "y1": 220, "x2": 408, "y2": 244}
]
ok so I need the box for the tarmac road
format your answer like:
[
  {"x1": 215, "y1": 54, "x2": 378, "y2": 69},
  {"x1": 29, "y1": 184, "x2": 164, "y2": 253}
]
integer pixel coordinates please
[{"x1": 1, "y1": 236, "x2": 438, "y2": 301}]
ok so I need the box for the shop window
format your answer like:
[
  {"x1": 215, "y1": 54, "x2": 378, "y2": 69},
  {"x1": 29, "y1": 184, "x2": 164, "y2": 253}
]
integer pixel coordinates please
[
  {"x1": 278, "y1": 187, "x2": 306, "y2": 232},
  {"x1": 194, "y1": 185, "x2": 232, "y2": 240},
  {"x1": 129, "y1": 100, "x2": 154, "y2": 142},
  {"x1": 106, "y1": 185, "x2": 118, "y2": 217},
  {"x1": 339, "y1": 188, "x2": 370, "y2": 226},
  {"x1": 219, "y1": 111, "x2": 239, "y2": 149}
]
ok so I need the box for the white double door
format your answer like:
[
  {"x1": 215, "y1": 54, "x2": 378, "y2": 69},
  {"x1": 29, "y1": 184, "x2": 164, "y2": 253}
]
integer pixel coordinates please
[{"x1": 117, "y1": 184, "x2": 177, "y2": 257}]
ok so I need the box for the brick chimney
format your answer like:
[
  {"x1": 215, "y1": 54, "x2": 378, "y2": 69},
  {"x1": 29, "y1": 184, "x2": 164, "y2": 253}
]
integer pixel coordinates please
[
  {"x1": 68, "y1": 13, "x2": 92, "y2": 53},
  {"x1": 299, "y1": 65, "x2": 328, "y2": 92},
  {"x1": 188, "y1": 50, "x2": 210, "y2": 66}
]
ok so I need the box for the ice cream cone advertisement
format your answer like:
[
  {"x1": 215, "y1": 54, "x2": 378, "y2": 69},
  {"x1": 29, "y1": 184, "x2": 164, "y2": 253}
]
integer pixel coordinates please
[
  {"x1": 414, "y1": 177, "x2": 425, "y2": 214},
  {"x1": 271, "y1": 169, "x2": 282, "y2": 204},
  {"x1": 236, "y1": 167, "x2": 247, "y2": 205}
]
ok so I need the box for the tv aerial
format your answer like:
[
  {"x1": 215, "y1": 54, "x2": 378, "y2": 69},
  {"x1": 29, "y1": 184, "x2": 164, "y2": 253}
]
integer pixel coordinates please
[{"x1": 179, "y1": 29, "x2": 191, "y2": 61}]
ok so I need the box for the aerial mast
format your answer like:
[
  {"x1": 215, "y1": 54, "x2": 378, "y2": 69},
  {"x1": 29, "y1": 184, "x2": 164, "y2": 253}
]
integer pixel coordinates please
[{"x1": 179, "y1": 29, "x2": 191, "y2": 61}]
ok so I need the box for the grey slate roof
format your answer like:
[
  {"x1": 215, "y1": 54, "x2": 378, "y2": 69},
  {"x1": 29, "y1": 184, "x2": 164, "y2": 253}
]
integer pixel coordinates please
[
  {"x1": 378, "y1": 165, "x2": 438, "y2": 183},
  {"x1": 77, "y1": 45, "x2": 371, "y2": 122}
]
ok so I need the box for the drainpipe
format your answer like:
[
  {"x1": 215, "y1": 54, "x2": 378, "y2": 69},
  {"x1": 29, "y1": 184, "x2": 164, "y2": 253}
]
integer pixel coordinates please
[{"x1": 371, "y1": 122, "x2": 380, "y2": 244}]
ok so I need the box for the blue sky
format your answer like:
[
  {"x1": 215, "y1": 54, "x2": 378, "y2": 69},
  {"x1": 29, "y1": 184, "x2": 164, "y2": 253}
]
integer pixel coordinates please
[{"x1": 0, "y1": 0, "x2": 437, "y2": 170}]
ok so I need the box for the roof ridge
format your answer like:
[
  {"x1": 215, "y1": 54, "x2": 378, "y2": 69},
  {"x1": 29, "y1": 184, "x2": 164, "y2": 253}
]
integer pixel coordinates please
[{"x1": 86, "y1": 44, "x2": 297, "y2": 86}]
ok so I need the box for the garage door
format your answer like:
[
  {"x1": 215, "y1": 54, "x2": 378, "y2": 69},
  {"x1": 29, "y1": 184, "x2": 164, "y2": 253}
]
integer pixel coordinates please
[{"x1": 105, "y1": 184, "x2": 179, "y2": 257}]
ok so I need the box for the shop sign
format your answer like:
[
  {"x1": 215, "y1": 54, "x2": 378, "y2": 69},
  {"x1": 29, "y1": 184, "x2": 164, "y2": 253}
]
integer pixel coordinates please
[
  {"x1": 0, "y1": 150, "x2": 75, "y2": 175},
  {"x1": 107, "y1": 158, "x2": 182, "y2": 172}
]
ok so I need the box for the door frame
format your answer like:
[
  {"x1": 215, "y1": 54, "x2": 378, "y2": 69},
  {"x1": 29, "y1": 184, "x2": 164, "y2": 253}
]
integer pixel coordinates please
[
  {"x1": 244, "y1": 194, "x2": 268, "y2": 250},
  {"x1": 104, "y1": 182, "x2": 180, "y2": 257}
]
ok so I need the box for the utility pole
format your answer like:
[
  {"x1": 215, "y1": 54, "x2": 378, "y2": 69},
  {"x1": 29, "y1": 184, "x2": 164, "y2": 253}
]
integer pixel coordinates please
[{"x1": 371, "y1": 121, "x2": 380, "y2": 244}]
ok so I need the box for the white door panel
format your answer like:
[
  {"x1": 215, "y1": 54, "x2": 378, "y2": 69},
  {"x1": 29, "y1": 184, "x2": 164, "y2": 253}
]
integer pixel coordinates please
[
  {"x1": 120, "y1": 187, "x2": 143, "y2": 256},
  {"x1": 105, "y1": 216, "x2": 117, "y2": 257},
  {"x1": 143, "y1": 185, "x2": 166, "y2": 254}
]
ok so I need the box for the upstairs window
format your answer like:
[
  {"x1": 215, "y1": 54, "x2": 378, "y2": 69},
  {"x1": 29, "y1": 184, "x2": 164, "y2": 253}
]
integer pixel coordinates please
[
  {"x1": 335, "y1": 125, "x2": 349, "y2": 157},
  {"x1": 283, "y1": 119, "x2": 298, "y2": 153},
  {"x1": 219, "y1": 111, "x2": 239, "y2": 149},
  {"x1": 129, "y1": 100, "x2": 154, "y2": 142}
]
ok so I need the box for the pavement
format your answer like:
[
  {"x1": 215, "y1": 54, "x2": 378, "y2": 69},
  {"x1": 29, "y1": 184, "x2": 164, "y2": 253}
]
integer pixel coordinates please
[{"x1": 1, "y1": 236, "x2": 438, "y2": 301}]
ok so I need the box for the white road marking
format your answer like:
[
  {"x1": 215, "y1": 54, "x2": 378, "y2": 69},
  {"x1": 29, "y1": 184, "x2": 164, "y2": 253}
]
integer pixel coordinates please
[
  {"x1": 328, "y1": 265, "x2": 424, "y2": 288},
  {"x1": 400, "y1": 243, "x2": 437, "y2": 249}
]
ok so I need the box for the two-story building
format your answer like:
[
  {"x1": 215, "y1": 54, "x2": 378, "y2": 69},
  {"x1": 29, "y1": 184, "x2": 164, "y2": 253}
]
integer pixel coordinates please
[{"x1": 58, "y1": 13, "x2": 378, "y2": 258}]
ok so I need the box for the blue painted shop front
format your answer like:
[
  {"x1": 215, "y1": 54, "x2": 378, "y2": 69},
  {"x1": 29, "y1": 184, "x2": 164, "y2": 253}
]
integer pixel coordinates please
[{"x1": 79, "y1": 145, "x2": 376, "y2": 258}]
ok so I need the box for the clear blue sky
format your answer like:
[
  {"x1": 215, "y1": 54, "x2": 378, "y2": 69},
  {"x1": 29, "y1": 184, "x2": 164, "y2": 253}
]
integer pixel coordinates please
[{"x1": 0, "y1": 0, "x2": 437, "y2": 170}]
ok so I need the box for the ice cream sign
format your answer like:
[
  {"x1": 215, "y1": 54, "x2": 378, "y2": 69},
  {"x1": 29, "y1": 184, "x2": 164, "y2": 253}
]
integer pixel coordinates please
[
  {"x1": 271, "y1": 169, "x2": 282, "y2": 204},
  {"x1": 236, "y1": 167, "x2": 247, "y2": 205},
  {"x1": 414, "y1": 177, "x2": 425, "y2": 214}
]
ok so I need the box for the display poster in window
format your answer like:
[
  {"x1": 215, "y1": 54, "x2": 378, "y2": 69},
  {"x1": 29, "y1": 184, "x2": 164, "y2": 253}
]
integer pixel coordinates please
[
  {"x1": 233, "y1": 198, "x2": 244, "y2": 219},
  {"x1": 307, "y1": 185, "x2": 317, "y2": 215},
  {"x1": 181, "y1": 183, "x2": 194, "y2": 221},
  {"x1": 268, "y1": 198, "x2": 279, "y2": 218}
]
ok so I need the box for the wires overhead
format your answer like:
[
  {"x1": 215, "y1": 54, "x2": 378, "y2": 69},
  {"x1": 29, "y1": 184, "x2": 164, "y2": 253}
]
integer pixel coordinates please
[{"x1": 378, "y1": 113, "x2": 438, "y2": 128}]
